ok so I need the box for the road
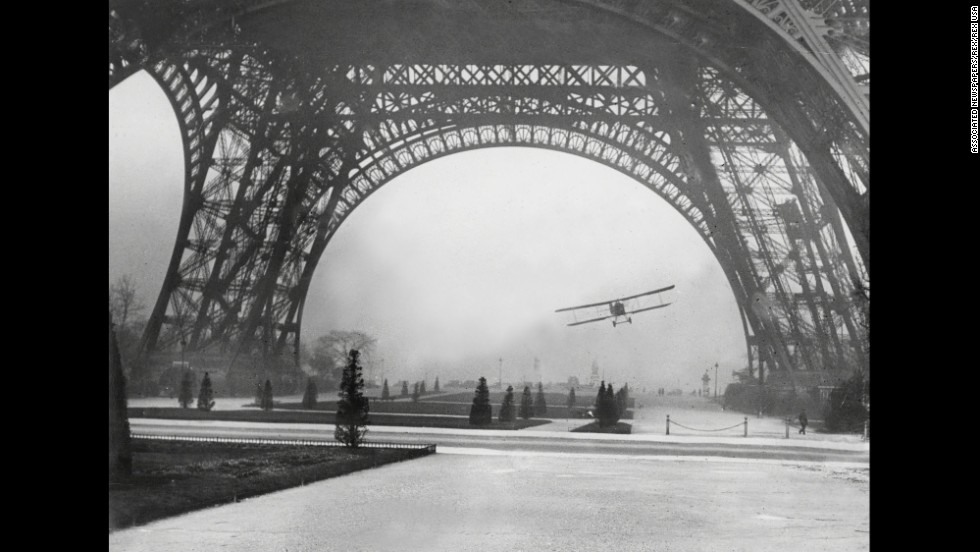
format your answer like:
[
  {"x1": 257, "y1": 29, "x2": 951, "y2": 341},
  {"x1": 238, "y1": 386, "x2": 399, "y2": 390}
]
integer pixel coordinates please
[
  {"x1": 130, "y1": 418, "x2": 869, "y2": 465},
  {"x1": 111, "y1": 448, "x2": 869, "y2": 552}
]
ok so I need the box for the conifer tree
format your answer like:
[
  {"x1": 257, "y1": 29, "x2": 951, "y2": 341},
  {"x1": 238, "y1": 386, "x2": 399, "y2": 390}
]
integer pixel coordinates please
[
  {"x1": 469, "y1": 377, "x2": 492, "y2": 425},
  {"x1": 261, "y1": 379, "x2": 274, "y2": 411},
  {"x1": 197, "y1": 371, "x2": 215, "y2": 411},
  {"x1": 381, "y1": 378, "x2": 390, "y2": 401},
  {"x1": 254, "y1": 380, "x2": 263, "y2": 406},
  {"x1": 605, "y1": 383, "x2": 620, "y2": 426},
  {"x1": 178, "y1": 370, "x2": 193, "y2": 409},
  {"x1": 412, "y1": 382, "x2": 421, "y2": 402},
  {"x1": 499, "y1": 385, "x2": 515, "y2": 422},
  {"x1": 595, "y1": 381, "x2": 606, "y2": 424},
  {"x1": 420, "y1": 380, "x2": 427, "y2": 395},
  {"x1": 519, "y1": 386, "x2": 534, "y2": 419},
  {"x1": 567, "y1": 387, "x2": 576, "y2": 415},
  {"x1": 335, "y1": 349, "x2": 370, "y2": 447},
  {"x1": 302, "y1": 377, "x2": 318, "y2": 409},
  {"x1": 534, "y1": 382, "x2": 548, "y2": 416},
  {"x1": 616, "y1": 383, "x2": 630, "y2": 417},
  {"x1": 401, "y1": 380, "x2": 409, "y2": 397},
  {"x1": 434, "y1": 377, "x2": 440, "y2": 393}
]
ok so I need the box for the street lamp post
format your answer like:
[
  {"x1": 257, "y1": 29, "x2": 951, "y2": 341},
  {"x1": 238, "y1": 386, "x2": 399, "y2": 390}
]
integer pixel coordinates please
[
  {"x1": 714, "y1": 363, "x2": 718, "y2": 398},
  {"x1": 498, "y1": 357, "x2": 503, "y2": 389}
]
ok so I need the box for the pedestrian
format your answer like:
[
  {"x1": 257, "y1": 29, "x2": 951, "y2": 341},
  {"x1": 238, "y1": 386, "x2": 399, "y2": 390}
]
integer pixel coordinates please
[{"x1": 798, "y1": 410, "x2": 808, "y2": 435}]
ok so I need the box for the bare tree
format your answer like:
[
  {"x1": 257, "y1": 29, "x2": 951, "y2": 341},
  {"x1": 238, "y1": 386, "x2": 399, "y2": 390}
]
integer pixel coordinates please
[
  {"x1": 109, "y1": 275, "x2": 146, "y2": 328},
  {"x1": 310, "y1": 331, "x2": 376, "y2": 372},
  {"x1": 109, "y1": 275, "x2": 149, "y2": 374}
]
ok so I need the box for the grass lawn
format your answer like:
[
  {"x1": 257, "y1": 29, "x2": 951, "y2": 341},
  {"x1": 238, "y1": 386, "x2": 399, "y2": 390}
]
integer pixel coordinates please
[
  {"x1": 109, "y1": 439, "x2": 431, "y2": 531},
  {"x1": 427, "y1": 391, "x2": 583, "y2": 404},
  {"x1": 129, "y1": 407, "x2": 550, "y2": 430},
  {"x1": 320, "y1": 395, "x2": 633, "y2": 420}
]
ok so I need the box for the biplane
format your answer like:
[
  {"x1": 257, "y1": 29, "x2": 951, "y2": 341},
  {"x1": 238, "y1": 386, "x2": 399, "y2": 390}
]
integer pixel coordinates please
[{"x1": 555, "y1": 285, "x2": 675, "y2": 327}]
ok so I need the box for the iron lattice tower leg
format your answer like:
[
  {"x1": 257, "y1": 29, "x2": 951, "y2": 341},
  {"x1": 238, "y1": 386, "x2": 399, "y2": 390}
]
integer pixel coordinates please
[
  {"x1": 128, "y1": 55, "x2": 867, "y2": 379},
  {"x1": 658, "y1": 53, "x2": 796, "y2": 374}
]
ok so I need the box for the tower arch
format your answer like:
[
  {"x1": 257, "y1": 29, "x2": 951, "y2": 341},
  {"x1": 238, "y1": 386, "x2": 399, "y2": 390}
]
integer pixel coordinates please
[{"x1": 108, "y1": 1, "x2": 869, "y2": 379}]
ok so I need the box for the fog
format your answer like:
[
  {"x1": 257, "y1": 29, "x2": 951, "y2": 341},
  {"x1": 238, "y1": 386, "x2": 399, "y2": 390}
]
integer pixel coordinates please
[{"x1": 110, "y1": 72, "x2": 746, "y2": 393}]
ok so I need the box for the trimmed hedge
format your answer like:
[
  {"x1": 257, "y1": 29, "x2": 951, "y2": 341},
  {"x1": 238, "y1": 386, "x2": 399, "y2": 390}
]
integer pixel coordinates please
[{"x1": 571, "y1": 421, "x2": 632, "y2": 434}]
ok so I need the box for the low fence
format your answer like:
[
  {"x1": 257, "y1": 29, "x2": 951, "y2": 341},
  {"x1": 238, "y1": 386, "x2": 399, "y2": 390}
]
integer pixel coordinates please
[
  {"x1": 666, "y1": 415, "x2": 748, "y2": 437},
  {"x1": 131, "y1": 433, "x2": 437, "y2": 453},
  {"x1": 663, "y1": 415, "x2": 870, "y2": 440}
]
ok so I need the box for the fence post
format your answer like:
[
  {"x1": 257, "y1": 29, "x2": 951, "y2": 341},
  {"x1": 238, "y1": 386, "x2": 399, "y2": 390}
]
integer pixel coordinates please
[
  {"x1": 785, "y1": 418, "x2": 790, "y2": 439},
  {"x1": 743, "y1": 417, "x2": 748, "y2": 437},
  {"x1": 666, "y1": 414, "x2": 670, "y2": 435}
]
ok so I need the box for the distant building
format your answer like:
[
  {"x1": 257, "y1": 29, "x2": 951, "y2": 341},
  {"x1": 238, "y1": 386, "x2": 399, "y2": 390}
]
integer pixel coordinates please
[
  {"x1": 567, "y1": 376, "x2": 580, "y2": 387},
  {"x1": 589, "y1": 360, "x2": 600, "y2": 387}
]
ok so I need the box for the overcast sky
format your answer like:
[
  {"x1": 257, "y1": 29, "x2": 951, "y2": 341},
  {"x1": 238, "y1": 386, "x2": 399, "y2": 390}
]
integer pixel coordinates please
[{"x1": 110, "y1": 72, "x2": 747, "y2": 391}]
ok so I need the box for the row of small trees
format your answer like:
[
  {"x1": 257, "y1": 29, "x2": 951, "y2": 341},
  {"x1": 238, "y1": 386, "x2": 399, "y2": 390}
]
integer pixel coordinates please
[
  {"x1": 177, "y1": 370, "x2": 284, "y2": 411},
  {"x1": 467, "y1": 379, "x2": 628, "y2": 426},
  {"x1": 595, "y1": 381, "x2": 628, "y2": 428},
  {"x1": 497, "y1": 382, "x2": 551, "y2": 422},
  {"x1": 379, "y1": 377, "x2": 441, "y2": 401},
  {"x1": 174, "y1": 371, "x2": 328, "y2": 416}
]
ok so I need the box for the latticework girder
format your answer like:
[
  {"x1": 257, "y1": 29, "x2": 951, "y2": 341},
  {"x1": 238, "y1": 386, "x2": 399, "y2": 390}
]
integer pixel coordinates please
[{"x1": 109, "y1": 0, "x2": 869, "y2": 378}]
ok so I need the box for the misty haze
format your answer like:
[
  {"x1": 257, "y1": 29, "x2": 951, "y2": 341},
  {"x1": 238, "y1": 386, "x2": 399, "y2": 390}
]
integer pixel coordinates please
[{"x1": 109, "y1": 2, "x2": 869, "y2": 550}]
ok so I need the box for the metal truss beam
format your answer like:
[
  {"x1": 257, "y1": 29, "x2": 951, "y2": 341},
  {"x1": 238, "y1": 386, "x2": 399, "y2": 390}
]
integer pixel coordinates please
[{"x1": 110, "y1": 2, "x2": 870, "y2": 378}]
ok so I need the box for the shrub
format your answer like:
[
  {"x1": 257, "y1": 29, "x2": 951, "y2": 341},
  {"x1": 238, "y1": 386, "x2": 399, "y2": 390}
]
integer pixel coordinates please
[
  {"x1": 197, "y1": 372, "x2": 215, "y2": 411},
  {"x1": 499, "y1": 385, "x2": 515, "y2": 422},
  {"x1": 519, "y1": 386, "x2": 533, "y2": 420},
  {"x1": 824, "y1": 373, "x2": 869, "y2": 433},
  {"x1": 468, "y1": 377, "x2": 492, "y2": 426},
  {"x1": 260, "y1": 380, "x2": 274, "y2": 411},
  {"x1": 302, "y1": 377, "x2": 318, "y2": 409},
  {"x1": 178, "y1": 371, "x2": 194, "y2": 409},
  {"x1": 534, "y1": 382, "x2": 547, "y2": 416},
  {"x1": 335, "y1": 350, "x2": 370, "y2": 447}
]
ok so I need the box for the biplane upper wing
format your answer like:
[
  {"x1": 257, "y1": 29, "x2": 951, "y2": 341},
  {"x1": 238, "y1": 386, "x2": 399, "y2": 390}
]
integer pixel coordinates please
[
  {"x1": 616, "y1": 285, "x2": 676, "y2": 303},
  {"x1": 555, "y1": 285, "x2": 675, "y2": 313},
  {"x1": 566, "y1": 314, "x2": 615, "y2": 327},
  {"x1": 626, "y1": 303, "x2": 672, "y2": 315}
]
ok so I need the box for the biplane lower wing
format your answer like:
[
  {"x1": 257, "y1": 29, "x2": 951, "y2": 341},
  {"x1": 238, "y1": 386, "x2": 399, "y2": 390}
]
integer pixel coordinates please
[
  {"x1": 555, "y1": 301, "x2": 611, "y2": 313},
  {"x1": 627, "y1": 303, "x2": 672, "y2": 315},
  {"x1": 567, "y1": 315, "x2": 614, "y2": 327}
]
